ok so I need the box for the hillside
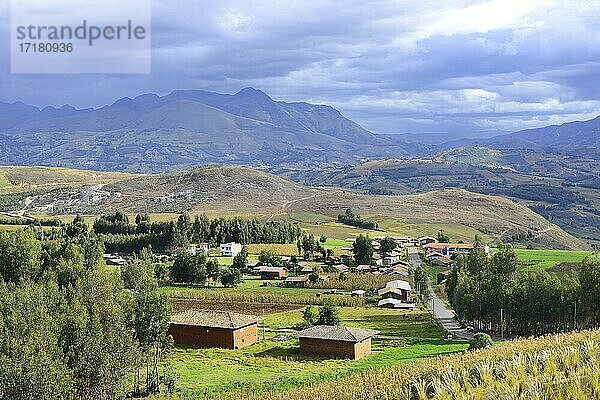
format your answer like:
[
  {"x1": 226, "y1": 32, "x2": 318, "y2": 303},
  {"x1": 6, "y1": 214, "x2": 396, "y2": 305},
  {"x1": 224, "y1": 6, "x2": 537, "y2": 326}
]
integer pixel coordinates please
[
  {"x1": 0, "y1": 165, "x2": 586, "y2": 250},
  {"x1": 281, "y1": 149, "x2": 599, "y2": 248},
  {"x1": 0, "y1": 166, "x2": 134, "y2": 193},
  {"x1": 489, "y1": 116, "x2": 600, "y2": 150},
  {"x1": 0, "y1": 88, "x2": 412, "y2": 172}
]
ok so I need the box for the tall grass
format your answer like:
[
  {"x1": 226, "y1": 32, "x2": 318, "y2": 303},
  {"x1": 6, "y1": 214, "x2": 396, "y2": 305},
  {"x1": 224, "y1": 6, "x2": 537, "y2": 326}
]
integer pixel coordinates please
[
  {"x1": 307, "y1": 274, "x2": 394, "y2": 291},
  {"x1": 214, "y1": 330, "x2": 600, "y2": 400}
]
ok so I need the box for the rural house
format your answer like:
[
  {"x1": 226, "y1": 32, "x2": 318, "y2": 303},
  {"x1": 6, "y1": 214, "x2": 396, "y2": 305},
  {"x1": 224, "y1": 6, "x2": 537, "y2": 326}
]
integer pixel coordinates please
[
  {"x1": 220, "y1": 242, "x2": 243, "y2": 257},
  {"x1": 418, "y1": 236, "x2": 438, "y2": 247},
  {"x1": 168, "y1": 309, "x2": 259, "y2": 349},
  {"x1": 175, "y1": 243, "x2": 209, "y2": 256},
  {"x1": 382, "y1": 254, "x2": 400, "y2": 266},
  {"x1": 258, "y1": 266, "x2": 287, "y2": 280},
  {"x1": 285, "y1": 275, "x2": 309, "y2": 287},
  {"x1": 377, "y1": 298, "x2": 416, "y2": 309},
  {"x1": 378, "y1": 287, "x2": 409, "y2": 301},
  {"x1": 380, "y1": 280, "x2": 412, "y2": 301},
  {"x1": 424, "y1": 243, "x2": 490, "y2": 257},
  {"x1": 297, "y1": 325, "x2": 379, "y2": 359}
]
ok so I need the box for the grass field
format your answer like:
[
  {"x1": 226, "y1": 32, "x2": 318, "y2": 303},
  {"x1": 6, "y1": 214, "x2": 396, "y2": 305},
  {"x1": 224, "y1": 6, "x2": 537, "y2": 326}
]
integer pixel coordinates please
[
  {"x1": 228, "y1": 330, "x2": 600, "y2": 400},
  {"x1": 0, "y1": 172, "x2": 10, "y2": 189},
  {"x1": 264, "y1": 307, "x2": 443, "y2": 337},
  {"x1": 165, "y1": 307, "x2": 467, "y2": 398},
  {"x1": 511, "y1": 248, "x2": 593, "y2": 270}
]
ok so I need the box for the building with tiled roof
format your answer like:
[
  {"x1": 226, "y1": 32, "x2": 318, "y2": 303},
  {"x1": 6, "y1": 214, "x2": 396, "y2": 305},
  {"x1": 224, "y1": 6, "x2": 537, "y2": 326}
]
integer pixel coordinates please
[
  {"x1": 168, "y1": 309, "x2": 259, "y2": 349},
  {"x1": 297, "y1": 325, "x2": 379, "y2": 359}
]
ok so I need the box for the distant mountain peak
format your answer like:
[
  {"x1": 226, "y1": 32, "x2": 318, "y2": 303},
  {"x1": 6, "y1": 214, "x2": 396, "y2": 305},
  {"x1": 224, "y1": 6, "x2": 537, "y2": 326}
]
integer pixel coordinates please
[{"x1": 235, "y1": 87, "x2": 272, "y2": 100}]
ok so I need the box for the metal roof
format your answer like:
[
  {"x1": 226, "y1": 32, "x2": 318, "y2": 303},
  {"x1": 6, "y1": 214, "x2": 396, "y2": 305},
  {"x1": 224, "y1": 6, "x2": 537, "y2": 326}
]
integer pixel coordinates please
[{"x1": 385, "y1": 279, "x2": 412, "y2": 291}]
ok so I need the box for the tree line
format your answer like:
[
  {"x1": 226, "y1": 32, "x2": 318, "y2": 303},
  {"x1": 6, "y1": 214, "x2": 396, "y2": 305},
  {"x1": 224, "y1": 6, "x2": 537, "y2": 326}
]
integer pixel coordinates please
[
  {"x1": 0, "y1": 227, "x2": 174, "y2": 399},
  {"x1": 95, "y1": 212, "x2": 302, "y2": 254},
  {"x1": 445, "y1": 236, "x2": 600, "y2": 336},
  {"x1": 337, "y1": 208, "x2": 378, "y2": 230}
]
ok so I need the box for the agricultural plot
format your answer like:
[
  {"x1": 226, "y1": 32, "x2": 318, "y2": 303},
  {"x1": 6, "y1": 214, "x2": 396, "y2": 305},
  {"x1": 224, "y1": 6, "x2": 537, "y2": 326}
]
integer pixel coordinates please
[
  {"x1": 165, "y1": 307, "x2": 467, "y2": 398},
  {"x1": 264, "y1": 307, "x2": 441, "y2": 337},
  {"x1": 511, "y1": 248, "x2": 593, "y2": 271},
  {"x1": 228, "y1": 330, "x2": 600, "y2": 400}
]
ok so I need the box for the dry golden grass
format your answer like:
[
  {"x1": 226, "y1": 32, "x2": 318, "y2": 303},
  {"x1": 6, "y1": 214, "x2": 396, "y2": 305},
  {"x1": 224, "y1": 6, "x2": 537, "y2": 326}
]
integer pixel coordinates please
[{"x1": 216, "y1": 330, "x2": 600, "y2": 400}]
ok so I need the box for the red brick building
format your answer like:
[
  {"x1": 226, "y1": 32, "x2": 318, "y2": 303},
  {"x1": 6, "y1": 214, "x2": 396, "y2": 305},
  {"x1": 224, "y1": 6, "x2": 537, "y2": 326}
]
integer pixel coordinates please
[
  {"x1": 168, "y1": 310, "x2": 259, "y2": 349},
  {"x1": 297, "y1": 325, "x2": 379, "y2": 360}
]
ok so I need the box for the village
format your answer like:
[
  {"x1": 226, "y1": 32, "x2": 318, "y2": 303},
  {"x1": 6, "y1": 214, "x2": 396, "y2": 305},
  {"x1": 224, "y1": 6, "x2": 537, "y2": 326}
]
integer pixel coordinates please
[{"x1": 144, "y1": 233, "x2": 481, "y2": 367}]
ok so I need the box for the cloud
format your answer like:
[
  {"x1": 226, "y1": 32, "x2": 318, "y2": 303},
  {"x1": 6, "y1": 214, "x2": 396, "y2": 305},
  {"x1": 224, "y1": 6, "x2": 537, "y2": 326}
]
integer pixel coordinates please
[{"x1": 1, "y1": 0, "x2": 600, "y2": 135}]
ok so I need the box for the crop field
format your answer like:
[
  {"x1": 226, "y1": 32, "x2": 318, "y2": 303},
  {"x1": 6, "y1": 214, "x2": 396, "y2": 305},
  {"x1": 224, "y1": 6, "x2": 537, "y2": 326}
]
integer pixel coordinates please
[
  {"x1": 161, "y1": 278, "x2": 365, "y2": 307},
  {"x1": 245, "y1": 244, "x2": 299, "y2": 256},
  {"x1": 510, "y1": 248, "x2": 593, "y2": 271},
  {"x1": 225, "y1": 330, "x2": 600, "y2": 400},
  {"x1": 169, "y1": 299, "x2": 302, "y2": 315},
  {"x1": 164, "y1": 307, "x2": 467, "y2": 398}
]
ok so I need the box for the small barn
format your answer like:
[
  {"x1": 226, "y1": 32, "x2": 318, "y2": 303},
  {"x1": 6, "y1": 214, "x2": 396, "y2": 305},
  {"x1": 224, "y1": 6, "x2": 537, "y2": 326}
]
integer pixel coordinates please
[
  {"x1": 168, "y1": 310, "x2": 259, "y2": 349},
  {"x1": 378, "y1": 287, "x2": 408, "y2": 301},
  {"x1": 285, "y1": 275, "x2": 309, "y2": 287},
  {"x1": 378, "y1": 298, "x2": 416, "y2": 309},
  {"x1": 258, "y1": 266, "x2": 287, "y2": 280},
  {"x1": 378, "y1": 279, "x2": 411, "y2": 301},
  {"x1": 297, "y1": 325, "x2": 379, "y2": 360}
]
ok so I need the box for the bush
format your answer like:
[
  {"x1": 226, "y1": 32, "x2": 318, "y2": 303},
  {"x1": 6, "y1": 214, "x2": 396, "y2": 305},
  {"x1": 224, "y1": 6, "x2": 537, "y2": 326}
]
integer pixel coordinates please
[{"x1": 469, "y1": 332, "x2": 493, "y2": 351}]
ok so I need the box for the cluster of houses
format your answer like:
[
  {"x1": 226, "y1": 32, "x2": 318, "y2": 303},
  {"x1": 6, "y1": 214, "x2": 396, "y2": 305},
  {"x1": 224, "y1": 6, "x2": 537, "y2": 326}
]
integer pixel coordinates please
[
  {"x1": 377, "y1": 280, "x2": 415, "y2": 309},
  {"x1": 422, "y1": 242, "x2": 490, "y2": 268},
  {"x1": 167, "y1": 309, "x2": 379, "y2": 360}
]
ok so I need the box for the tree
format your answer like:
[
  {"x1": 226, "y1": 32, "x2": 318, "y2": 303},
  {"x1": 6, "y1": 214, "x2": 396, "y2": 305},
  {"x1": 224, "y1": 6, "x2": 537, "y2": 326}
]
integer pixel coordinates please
[
  {"x1": 302, "y1": 305, "x2": 318, "y2": 327},
  {"x1": 259, "y1": 250, "x2": 278, "y2": 266},
  {"x1": 319, "y1": 235, "x2": 327, "y2": 243},
  {"x1": 65, "y1": 214, "x2": 88, "y2": 237},
  {"x1": 220, "y1": 268, "x2": 242, "y2": 288},
  {"x1": 378, "y1": 236, "x2": 396, "y2": 255},
  {"x1": 437, "y1": 230, "x2": 450, "y2": 243},
  {"x1": 579, "y1": 256, "x2": 600, "y2": 324},
  {"x1": 308, "y1": 272, "x2": 320, "y2": 284},
  {"x1": 0, "y1": 229, "x2": 42, "y2": 283},
  {"x1": 317, "y1": 299, "x2": 340, "y2": 326},
  {"x1": 206, "y1": 259, "x2": 221, "y2": 285},
  {"x1": 232, "y1": 245, "x2": 249, "y2": 272},
  {"x1": 352, "y1": 234, "x2": 373, "y2": 265},
  {"x1": 301, "y1": 234, "x2": 318, "y2": 259},
  {"x1": 129, "y1": 283, "x2": 171, "y2": 395},
  {"x1": 170, "y1": 252, "x2": 207, "y2": 285},
  {"x1": 121, "y1": 260, "x2": 155, "y2": 290}
]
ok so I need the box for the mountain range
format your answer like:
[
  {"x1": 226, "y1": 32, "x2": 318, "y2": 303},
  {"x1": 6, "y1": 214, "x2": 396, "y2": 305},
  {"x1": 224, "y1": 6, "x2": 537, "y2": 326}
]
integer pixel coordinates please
[
  {"x1": 0, "y1": 88, "x2": 415, "y2": 172},
  {"x1": 2, "y1": 87, "x2": 597, "y2": 172}
]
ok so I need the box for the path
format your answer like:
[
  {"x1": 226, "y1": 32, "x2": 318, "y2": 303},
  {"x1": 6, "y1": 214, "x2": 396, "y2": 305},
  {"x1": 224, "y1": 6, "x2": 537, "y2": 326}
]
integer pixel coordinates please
[
  {"x1": 266, "y1": 193, "x2": 321, "y2": 221},
  {"x1": 407, "y1": 247, "x2": 474, "y2": 340}
]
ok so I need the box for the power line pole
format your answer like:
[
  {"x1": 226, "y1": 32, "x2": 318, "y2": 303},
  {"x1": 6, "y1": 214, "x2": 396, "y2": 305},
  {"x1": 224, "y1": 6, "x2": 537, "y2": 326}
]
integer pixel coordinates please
[{"x1": 500, "y1": 308, "x2": 504, "y2": 340}]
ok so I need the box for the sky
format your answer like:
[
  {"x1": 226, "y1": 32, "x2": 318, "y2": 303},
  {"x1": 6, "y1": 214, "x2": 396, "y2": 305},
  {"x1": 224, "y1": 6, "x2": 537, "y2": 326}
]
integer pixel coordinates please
[{"x1": 1, "y1": 0, "x2": 600, "y2": 135}]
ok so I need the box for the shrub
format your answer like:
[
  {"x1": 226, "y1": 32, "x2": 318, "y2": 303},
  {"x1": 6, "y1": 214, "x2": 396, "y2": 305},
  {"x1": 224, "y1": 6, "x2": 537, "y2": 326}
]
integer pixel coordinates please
[{"x1": 469, "y1": 332, "x2": 493, "y2": 351}]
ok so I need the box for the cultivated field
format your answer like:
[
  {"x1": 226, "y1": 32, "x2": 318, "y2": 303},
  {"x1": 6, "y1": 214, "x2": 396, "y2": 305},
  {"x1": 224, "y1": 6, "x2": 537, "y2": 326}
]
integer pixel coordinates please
[
  {"x1": 164, "y1": 307, "x2": 466, "y2": 398},
  {"x1": 219, "y1": 330, "x2": 600, "y2": 400}
]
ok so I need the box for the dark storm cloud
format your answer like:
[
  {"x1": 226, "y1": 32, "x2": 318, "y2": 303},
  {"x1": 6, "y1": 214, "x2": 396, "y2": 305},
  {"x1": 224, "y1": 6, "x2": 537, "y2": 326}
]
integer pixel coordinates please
[{"x1": 1, "y1": 0, "x2": 600, "y2": 134}]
